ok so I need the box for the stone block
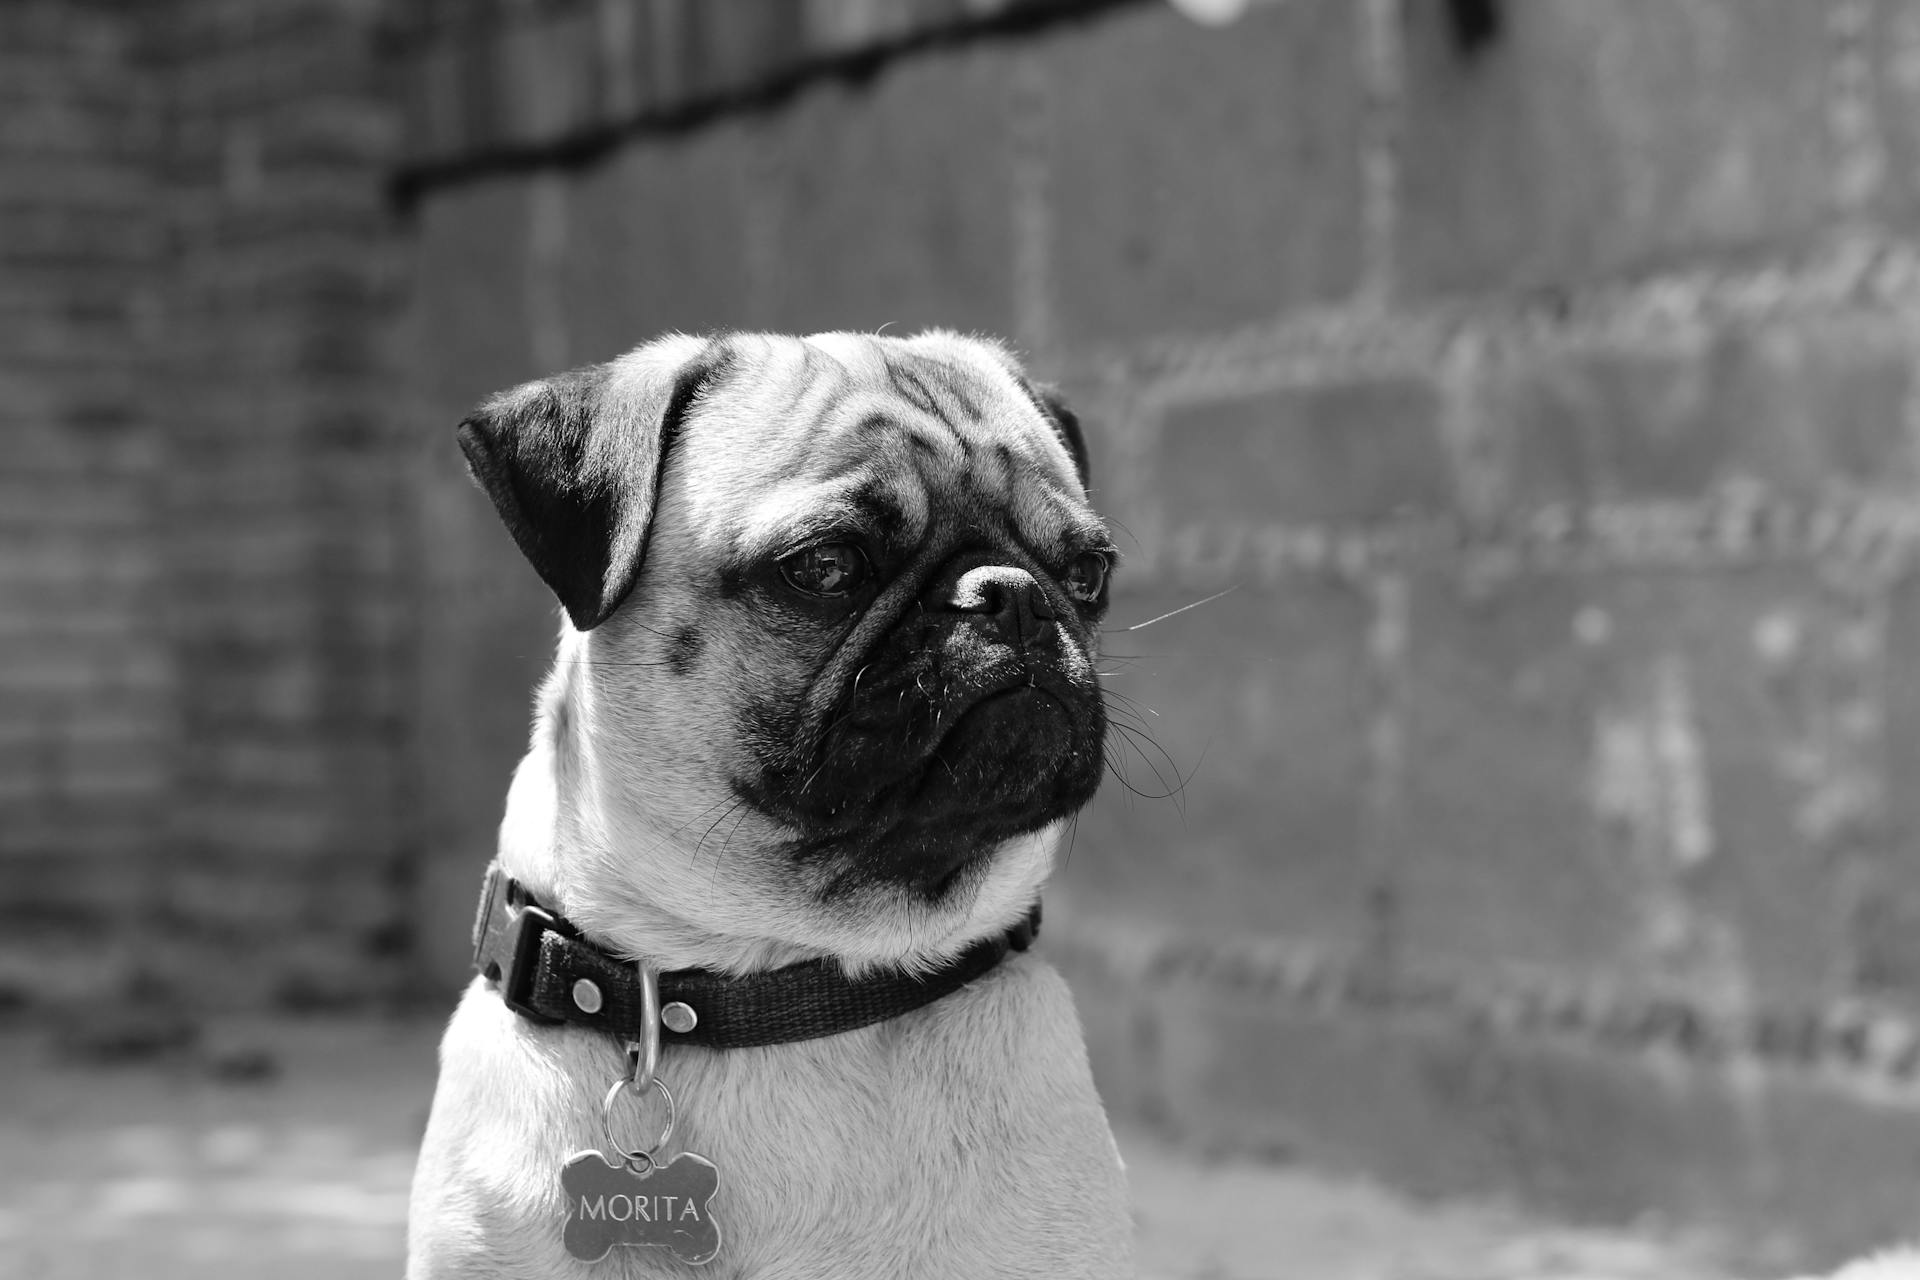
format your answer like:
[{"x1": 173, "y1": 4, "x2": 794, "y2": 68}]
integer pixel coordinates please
[
  {"x1": 1400, "y1": 565, "x2": 1862, "y2": 1008},
  {"x1": 561, "y1": 119, "x2": 758, "y2": 357},
  {"x1": 1474, "y1": 322, "x2": 1917, "y2": 510},
  {"x1": 1155, "y1": 378, "x2": 1451, "y2": 527},
  {"x1": 754, "y1": 45, "x2": 1020, "y2": 336},
  {"x1": 1399, "y1": 0, "x2": 1829, "y2": 294},
  {"x1": 1040, "y1": 0, "x2": 1364, "y2": 343},
  {"x1": 4, "y1": 842, "x2": 154, "y2": 921}
]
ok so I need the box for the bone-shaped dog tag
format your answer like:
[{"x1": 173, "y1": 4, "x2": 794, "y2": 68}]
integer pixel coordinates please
[{"x1": 561, "y1": 1150, "x2": 722, "y2": 1265}]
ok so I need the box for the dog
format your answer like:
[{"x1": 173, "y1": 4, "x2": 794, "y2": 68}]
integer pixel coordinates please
[{"x1": 407, "y1": 331, "x2": 1136, "y2": 1277}]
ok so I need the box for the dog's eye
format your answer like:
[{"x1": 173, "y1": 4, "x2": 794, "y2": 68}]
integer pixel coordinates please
[
  {"x1": 1063, "y1": 551, "x2": 1110, "y2": 604},
  {"x1": 779, "y1": 543, "x2": 870, "y2": 597}
]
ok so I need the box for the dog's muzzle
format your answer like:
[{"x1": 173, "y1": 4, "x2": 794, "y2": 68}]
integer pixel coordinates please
[{"x1": 745, "y1": 548, "x2": 1107, "y2": 892}]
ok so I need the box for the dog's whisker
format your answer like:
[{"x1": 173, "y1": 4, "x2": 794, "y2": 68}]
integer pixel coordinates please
[
  {"x1": 1059, "y1": 810, "x2": 1082, "y2": 874},
  {"x1": 694, "y1": 799, "x2": 748, "y2": 886},
  {"x1": 714, "y1": 804, "x2": 755, "y2": 869},
  {"x1": 666, "y1": 794, "x2": 746, "y2": 841},
  {"x1": 1102, "y1": 687, "x2": 1164, "y2": 721},
  {"x1": 1102, "y1": 739, "x2": 1139, "y2": 808},
  {"x1": 1106, "y1": 584, "x2": 1239, "y2": 634},
  {"x1": 692, "y1": 797, "x2": 745, "y2": 868},
  {"x1": 1098, "y1": 700, "x2": 1160, "y2": 742},
  {"x1": 1104, "y1": 720, "x2": 1192, "y2": 810},
  {"x1": 1106, "y1": 717, "x2": 1182, "y2": 784}
]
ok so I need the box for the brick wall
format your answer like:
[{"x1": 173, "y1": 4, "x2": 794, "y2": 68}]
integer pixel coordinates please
[
  {"x1": 149, "y1": 0, "x2": 410, "y2": 1007},
  {"x1": 0, "y1": 1, "x2": 171, "y2": 996},
  {"x1": 12, "y1": 0, "x2": 1920, "y2": 1264},
  {"x1": 395, "y1": 0, "x2": 1920, "y2": 1263},
  {"x1": 0, "y1": 0, "x2": 407, "y2": 1009}
]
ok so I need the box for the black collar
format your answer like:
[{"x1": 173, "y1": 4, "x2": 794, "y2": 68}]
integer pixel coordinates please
[{"x1": 471, "y1": 864, "x2": 1041, "y2": 1050}]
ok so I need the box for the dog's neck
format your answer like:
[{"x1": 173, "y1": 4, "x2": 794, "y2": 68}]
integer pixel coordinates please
[
  {"x1": 495, "y1": 638, "x2": 1057, "y2": 978},
  {"x1": 491, "y1": 665, "x2": 829, "y2": 977}
]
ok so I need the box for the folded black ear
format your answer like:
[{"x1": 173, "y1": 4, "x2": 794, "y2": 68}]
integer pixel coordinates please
[
  {"x1": 1030, "y1": 384, "x2": 1091, "y2": 490},
  {"x1": 456, "y1": 335, "x2": 725, "y2": 631}
]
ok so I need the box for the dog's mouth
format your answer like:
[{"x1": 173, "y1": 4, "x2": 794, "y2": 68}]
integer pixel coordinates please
[{"x1": 741, "y1": 668, "x2": 1105, "y2": 895}]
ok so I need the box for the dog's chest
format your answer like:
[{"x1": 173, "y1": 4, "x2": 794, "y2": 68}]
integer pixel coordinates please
[{"x1": 420, "y1": 957, "x2": 1131, "y2": 1279}]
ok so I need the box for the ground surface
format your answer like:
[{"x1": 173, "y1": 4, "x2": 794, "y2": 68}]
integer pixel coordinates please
[{"x1": 0, "y1": 1014, "x2": 1750, "y2": 1280}]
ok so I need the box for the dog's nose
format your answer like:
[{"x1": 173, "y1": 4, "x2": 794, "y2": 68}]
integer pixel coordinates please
[{"x1": 932, "y1": 564, "x2": 1056, "y2": 647}]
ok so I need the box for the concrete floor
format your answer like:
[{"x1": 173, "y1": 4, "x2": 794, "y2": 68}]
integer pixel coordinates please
[{"x1": 0, "y1": 1014, "x2": 1749, "y2": 1280}]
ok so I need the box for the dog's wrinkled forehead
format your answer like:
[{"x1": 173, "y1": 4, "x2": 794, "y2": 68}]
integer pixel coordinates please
[{"x1": 673, "y1": 332, "x2": 1099, "y2": 558}]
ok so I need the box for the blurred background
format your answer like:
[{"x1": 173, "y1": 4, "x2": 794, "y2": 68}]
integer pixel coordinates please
[{"x1": 6, "y1": 0, "x2": 1920, "y2": 1275}]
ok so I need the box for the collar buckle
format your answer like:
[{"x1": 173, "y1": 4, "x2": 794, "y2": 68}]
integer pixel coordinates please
[{"x1": 473, "y1": 864, "x2": 565, "y2": 1023}]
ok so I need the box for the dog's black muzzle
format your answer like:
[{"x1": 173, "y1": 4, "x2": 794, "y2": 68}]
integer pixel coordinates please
[{"x1": 747, "y1": 548, "x2": 1107, "y2": 893}]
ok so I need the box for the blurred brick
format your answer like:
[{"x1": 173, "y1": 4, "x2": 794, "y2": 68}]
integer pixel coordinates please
[
  {"x1": 757, "y1": 47, "x2": 1019, "y2": 335},
  {"x1": 1060, "y1": 578, "x2": 1376, "y2": 949},
  {"x1": 4, "y1": 843, "x2": 158, "y2": 920},
  {"x1": 1156, "y1": 378, "x2": 1450, "y2": 526},
  {"x1": 1399, "y1": 0, "x2": 1828, "y2": 294},
  {"x1": 258, "y1": 98, "x2": 401, "y2": 171},
  {"x1": 1849, "y1": 885, "x2": 1920, "y2": 1011},
  {"x1": 0, "y1": 4, "x2": 131, "y2": 62},
  {"x1": 1476, "y1": 323, "x2": 1917, "y2": 508},
  {"x1": 1038, "y1": 0, "x2": 1363, "y2": 344},
  {"x1": 1401, "y1": 566, "x2": 1855, "y2": 1008},
  {"x1": 0, "y1": 0, "x2": 405, "y2": 1025}
]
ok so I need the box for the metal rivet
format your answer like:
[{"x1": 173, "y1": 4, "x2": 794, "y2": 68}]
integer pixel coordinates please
[
  {"x1": 661, "y1": 1001, "x2": 697, "y2": 1034},
  {"x1": 571, "y1": 979, "x2": 603, "y2": 1014}
]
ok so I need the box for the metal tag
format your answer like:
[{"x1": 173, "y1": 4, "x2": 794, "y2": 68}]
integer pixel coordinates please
[{"x1": 560, "y1": 1150, "x2": 722, "y2": 1266}]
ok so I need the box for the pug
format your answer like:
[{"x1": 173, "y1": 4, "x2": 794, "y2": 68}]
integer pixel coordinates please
[{"x1": 407, "y1": 331, "x2": 1136, "y2": 1278}]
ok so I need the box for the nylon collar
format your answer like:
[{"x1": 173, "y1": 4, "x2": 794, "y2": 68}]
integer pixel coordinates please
[{"x1": 471, "y1": 863, "x2": 1040, "y2": 1050}]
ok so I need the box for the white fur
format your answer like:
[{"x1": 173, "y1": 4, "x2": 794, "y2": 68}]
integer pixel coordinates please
[
  {"x1": 408, "y1": 333, "x2": 1136, "y2": 1277},
  {"x1": 1798, "y1": 1250, "x2": 1920, "y2": 1280}
]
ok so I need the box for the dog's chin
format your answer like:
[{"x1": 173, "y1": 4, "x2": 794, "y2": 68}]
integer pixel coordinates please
[
  {"x1": 793, "y1": 824, "x2": 1063, "y2": 975},
  {"x1": 774, "y1": 684, "x2": 1104, "y2": 900}
]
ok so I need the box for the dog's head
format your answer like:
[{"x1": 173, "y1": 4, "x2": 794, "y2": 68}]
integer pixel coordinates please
[{"x1": 459, "y1": 331, "x2": 1112, "y2": 967}]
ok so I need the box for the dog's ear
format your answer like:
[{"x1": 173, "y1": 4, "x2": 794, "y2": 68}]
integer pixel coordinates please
[
  {"x1": 1029, "y1": 384, "x2": 1091, "y2": 490},
  {"x1": 457, "y1": 335, "x2": 726, "y2": 631}
]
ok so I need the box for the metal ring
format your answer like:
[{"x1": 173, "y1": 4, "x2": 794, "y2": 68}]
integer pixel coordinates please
[
  {"x1": 602, "y1": 1075, "x2": 675, "y2": 1164},
  {"x1": 625, "y1": 964, "x2": 661, "y2": 1092}
]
